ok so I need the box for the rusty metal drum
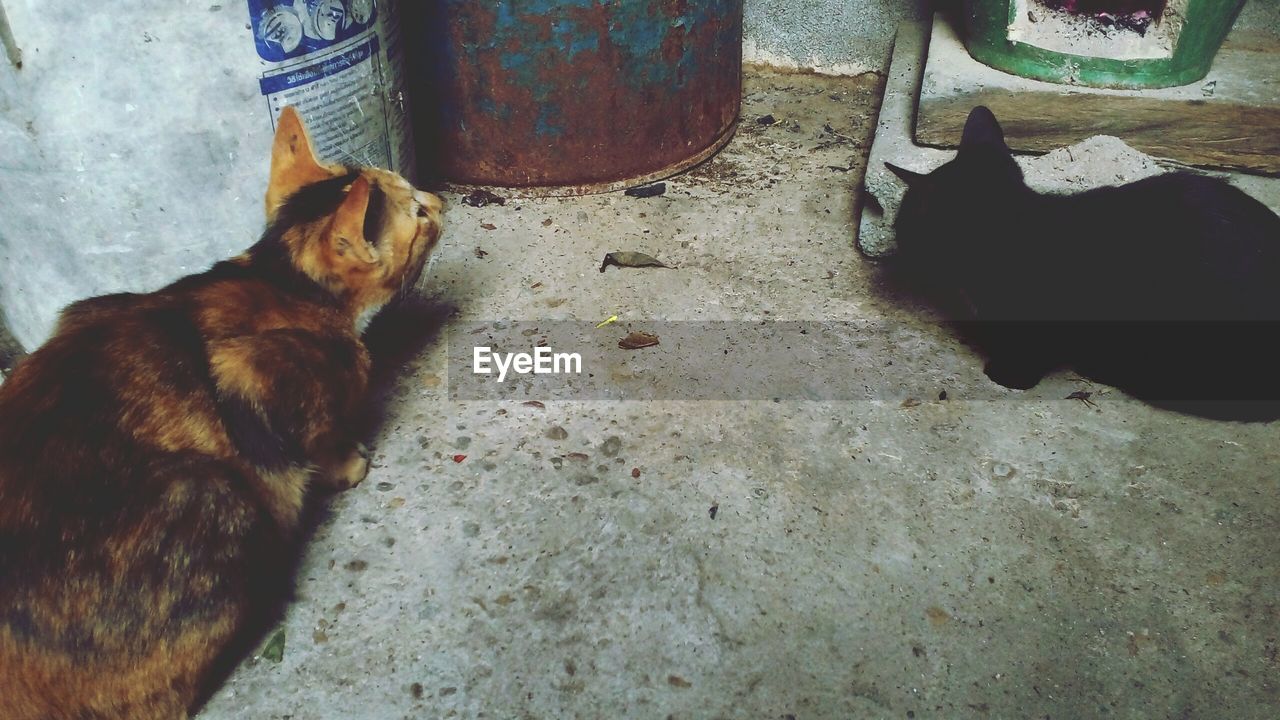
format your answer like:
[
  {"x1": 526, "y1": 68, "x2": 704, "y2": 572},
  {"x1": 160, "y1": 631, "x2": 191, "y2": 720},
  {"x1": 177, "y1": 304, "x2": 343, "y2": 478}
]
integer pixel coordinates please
[{"x1": 406, "y1": 0, "x2": 743, "y2": 195}]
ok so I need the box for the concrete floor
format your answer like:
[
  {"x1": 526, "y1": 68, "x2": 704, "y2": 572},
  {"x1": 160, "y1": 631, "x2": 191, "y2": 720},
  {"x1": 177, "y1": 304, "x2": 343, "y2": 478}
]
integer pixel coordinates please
[{"x1": 196, "y1": 70, "x2": 1280, "y2": 719}]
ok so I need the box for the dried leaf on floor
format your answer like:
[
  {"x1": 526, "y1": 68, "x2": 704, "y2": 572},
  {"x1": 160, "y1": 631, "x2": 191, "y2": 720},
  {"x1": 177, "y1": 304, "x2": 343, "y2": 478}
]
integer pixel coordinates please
[
  {"x1": 618, "y1": 331, "x2": 660, "y2": 350},
  {"x1": 260, "y1": 629, "x2": 286, "y2": 663},
  {"x1": 599, "y1": 252, "x2": 673, "y2": 273},
  {"x1": 462, "y1": 189, "x2": 506, "y2": 207},
  {"x1": 480, "y1": 223, "x2": 497, "y2": 231},
  {"x1": 474, "y1": 247, "x2": 489, "y2": 258}
]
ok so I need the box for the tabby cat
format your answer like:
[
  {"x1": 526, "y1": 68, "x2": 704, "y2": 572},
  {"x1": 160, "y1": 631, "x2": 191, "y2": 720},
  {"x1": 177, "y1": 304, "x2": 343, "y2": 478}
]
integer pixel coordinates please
[
  {"x1": 0, "y1": 106, "x2": 444, "y2": 719},
  {"x1": 884, "y1": 106, "x2": 1280, "y2": 420}
]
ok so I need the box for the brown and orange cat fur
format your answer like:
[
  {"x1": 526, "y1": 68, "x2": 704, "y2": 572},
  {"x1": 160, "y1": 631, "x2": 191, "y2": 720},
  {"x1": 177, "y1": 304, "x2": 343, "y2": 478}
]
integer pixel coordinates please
[{"x1": 0, "y1": 107, "x2": 444, "y2": 719}]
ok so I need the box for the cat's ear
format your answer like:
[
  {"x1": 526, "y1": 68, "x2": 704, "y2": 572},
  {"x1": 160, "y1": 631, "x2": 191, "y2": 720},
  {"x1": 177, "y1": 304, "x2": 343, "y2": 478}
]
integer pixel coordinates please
[
  {"x1": 266, "y1": 106, "x2": 332, "y2": 217},
  {"x1": 329, "y1": 176, "x2": 380, "y2": 264},
  {"x1": 885, "y1": 162, "x2": 929, "y2": 188},
  {"x1": 959, "y1": 106, "x2": 1008, "y2": 152}
]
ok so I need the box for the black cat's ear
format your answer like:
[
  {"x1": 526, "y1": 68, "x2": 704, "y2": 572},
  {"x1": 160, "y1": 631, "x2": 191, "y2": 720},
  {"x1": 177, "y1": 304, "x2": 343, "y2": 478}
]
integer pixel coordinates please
[
  {"x1": 960, "y1": 106, "x2": 1008, "y2": 152},
  {"x1": 885, "y1": 162, "x2": 928, "y2": 187}
]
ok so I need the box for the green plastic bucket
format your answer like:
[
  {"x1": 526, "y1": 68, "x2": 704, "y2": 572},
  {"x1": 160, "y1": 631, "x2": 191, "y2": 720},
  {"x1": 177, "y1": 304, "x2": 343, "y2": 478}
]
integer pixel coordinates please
[{"x1": 962, "y1": 0, "x2": 1247, "y2": 88}]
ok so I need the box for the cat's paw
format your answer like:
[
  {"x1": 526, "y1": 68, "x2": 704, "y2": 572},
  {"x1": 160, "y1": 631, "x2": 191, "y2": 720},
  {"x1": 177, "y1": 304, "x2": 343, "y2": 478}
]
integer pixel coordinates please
[
  {"x1": 984, "y1": 358, "x2": 1046, "y2": 390},
  {"x1": 327, "y1": 443, "x2": 370, "y2": 491}
]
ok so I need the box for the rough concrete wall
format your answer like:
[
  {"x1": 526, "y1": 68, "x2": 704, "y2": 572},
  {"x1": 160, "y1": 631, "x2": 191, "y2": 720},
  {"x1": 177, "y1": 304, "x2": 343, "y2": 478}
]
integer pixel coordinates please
[
  {"x1": 744, "y1": 0, "x2": 930, "y2": 74},
  {"x1": 0, "y1": 2, "x2": 272, "y2": 350}
]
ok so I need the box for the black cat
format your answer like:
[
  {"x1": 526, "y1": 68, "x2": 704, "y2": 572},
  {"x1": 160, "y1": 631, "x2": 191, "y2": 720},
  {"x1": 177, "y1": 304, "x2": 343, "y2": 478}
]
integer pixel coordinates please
[{"x1": 883, "y1": 106, "x2": 1280, "y2": 420}]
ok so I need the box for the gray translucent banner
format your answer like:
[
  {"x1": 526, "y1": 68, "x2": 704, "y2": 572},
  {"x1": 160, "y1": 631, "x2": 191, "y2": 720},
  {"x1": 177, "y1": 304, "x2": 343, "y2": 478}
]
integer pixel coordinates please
[{"x1": 447, "y1": 321, "x2": 1004, "y2": 401}]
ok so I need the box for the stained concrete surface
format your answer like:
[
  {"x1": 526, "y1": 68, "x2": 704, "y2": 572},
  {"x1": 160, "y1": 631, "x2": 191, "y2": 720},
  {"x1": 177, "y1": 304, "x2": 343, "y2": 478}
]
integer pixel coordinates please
[
  {"x1": 0, "y1": 2, "x2": 286, "y2": 350},
  {"x1": 0, "y1": 1, "x2": 413, "y2": 352},
  {"x1": 192, "y1": 69, "x2": 1280, "y2": 719}
]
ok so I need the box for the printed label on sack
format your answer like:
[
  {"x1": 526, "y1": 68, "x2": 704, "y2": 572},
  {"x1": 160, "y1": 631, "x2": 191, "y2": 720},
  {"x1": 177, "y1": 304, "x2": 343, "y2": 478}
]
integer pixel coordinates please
[{"x1": 247, "y1": 0, "x2": 415, "y2": 177}]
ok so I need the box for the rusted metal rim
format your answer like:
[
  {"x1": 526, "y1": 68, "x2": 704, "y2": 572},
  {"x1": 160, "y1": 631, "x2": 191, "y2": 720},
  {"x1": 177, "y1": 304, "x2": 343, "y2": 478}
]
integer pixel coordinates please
[{"x1": 443, "y1": 120, "x2": 739, "y2": 200}]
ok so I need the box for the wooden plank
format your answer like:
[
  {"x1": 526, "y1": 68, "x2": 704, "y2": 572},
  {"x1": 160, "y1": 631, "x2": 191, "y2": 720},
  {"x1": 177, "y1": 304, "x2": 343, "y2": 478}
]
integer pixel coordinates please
[{"x1": 916, "y1": 17, "x2": 1280, "y2": 175}]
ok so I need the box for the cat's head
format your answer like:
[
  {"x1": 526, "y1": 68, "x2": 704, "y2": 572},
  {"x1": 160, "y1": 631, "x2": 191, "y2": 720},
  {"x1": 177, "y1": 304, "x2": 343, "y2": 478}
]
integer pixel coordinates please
[
  {"x1": 884, "y1": 106, "x2": 1026, "y2": 281},
  {"x1": 262, "y1": 106, "x2": 444, "y2": 329}
]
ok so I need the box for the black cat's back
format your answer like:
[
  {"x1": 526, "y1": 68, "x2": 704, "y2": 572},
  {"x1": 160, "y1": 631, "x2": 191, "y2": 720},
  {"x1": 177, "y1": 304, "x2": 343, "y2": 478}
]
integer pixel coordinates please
[
  {"x1": 1030, "y1": 172, "x2": 1280, "y2": 322},
  {"x1": 1158, "y1": 173, "x2": 1280, "y2": 316}
]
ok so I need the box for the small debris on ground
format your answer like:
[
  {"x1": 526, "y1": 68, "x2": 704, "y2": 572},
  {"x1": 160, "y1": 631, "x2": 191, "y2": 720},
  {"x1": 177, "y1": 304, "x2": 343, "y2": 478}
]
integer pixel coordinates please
[
  {"x1": 618, "y1": 331, "x2": 660, "y2": 350},
  {"x1": 541, "y1": 218, "x2": 553, "y2": 226},
  {"x1": 1066, "y1": 390, "x2": 1098, "y2": 408},
  {"x1": 474, "y1": 247, "x2": 489, "y2": 258},
  {"x1": 596, "y1": 315, "x2": 619, "y2": 328},
  {"x1": 530, "y1": 282, "x2": 543, "y2": 289},
  {"x1": 260, "y1": 629, "x2": 286, "y2": 663},
  {"x1": 939, "y1": 390, "x2": 948, "y2": 401},
  {"x1": 624, "y1": 182, "x2": 667, "y2": 198},
  {"x1": 600, "y1": 251, "x2": 673, "y2": 273},
  {"x1": 462, "y1": 189, "x2": 506, "y2": 207},
  {"x1": 756, "y1": 114, "x2": 776, "y2": 125},
  {"x1": 600, "y1": 436, "x2": 623, "y2": 456},
  {"x1": 452, "y1": 454, "x2": 467, "y2": 463},
  {"x1": 900, "y1": 398, "x2": 921, "y2": 408},
  {"x1": 821, "y1": 122, "x2": 855, "y2": 142},
  {"x1": 708, "y1": 503, "x2": 719, "y2": 520},
  {"x1": 480, "y1": 223, "x2": 496, "y2": 231},
  {"x1": 522, "y1": 400, "x2": 546, "y2": 409},
  {"x1": 631, "y1": 467, "x2": 641, "y2": 478}
]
